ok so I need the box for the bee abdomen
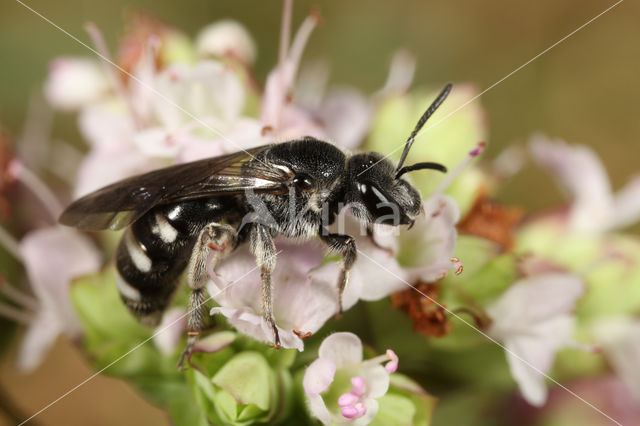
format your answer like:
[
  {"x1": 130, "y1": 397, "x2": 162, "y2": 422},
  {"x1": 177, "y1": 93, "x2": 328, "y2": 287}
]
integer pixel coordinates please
[
  {"x1": 115, "y1": 221, "x2": 194, "y2": 326},
  {"x1": 114, "y1": 199, "x2": 235, "y2": 326}
]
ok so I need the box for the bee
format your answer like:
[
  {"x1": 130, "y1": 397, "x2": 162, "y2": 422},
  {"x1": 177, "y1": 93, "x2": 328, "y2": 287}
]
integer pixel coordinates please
[{"x1": 60, "y1": 84, "x2": 452, "y2": 365}]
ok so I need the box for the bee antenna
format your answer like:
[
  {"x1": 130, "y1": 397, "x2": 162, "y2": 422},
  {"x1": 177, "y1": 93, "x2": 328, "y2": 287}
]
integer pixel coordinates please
[
  {"x1": 395, "y1": 83, "x2": 452, "y2": 173},
  {"x1": 395, "y1": 162, "x2": 447, "y2": 179}
]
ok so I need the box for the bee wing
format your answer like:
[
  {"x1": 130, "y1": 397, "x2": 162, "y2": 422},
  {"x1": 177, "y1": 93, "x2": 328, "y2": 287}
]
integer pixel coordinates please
[{"x1": 60, "y1": 145, "x2": 292, "y2": 231}]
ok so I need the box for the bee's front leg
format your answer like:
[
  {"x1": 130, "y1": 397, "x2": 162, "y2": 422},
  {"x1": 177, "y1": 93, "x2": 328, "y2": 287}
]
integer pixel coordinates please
[
  {"x1": 178, "y1": 223, "x2": 236, "y2": 368},
  {"x1": 249, "y1": 223, "x2": 280, "y2": 348},
  {"x1": 320, "y1": 228, "x2": 357, "y2": 316}
]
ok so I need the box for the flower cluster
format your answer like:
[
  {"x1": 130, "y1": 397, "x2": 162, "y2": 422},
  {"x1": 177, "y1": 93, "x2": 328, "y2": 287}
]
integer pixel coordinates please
[{"x1": 1, "y1": 3, "x2": 639, "y2": 426}]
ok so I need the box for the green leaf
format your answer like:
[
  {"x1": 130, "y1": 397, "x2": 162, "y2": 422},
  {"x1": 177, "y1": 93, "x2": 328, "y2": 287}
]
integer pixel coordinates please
[
  {"x1": 71, "y1": 266, "x2": 148, "y2": 346},
  {"x1": 168, "y1": 382, "x2": 210, "y2": 426}
]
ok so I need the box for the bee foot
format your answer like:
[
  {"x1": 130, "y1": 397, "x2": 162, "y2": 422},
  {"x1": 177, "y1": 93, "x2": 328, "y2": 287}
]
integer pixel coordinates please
[{"x1": 271, "y1": 341, "x2": 282, "y2": 349}]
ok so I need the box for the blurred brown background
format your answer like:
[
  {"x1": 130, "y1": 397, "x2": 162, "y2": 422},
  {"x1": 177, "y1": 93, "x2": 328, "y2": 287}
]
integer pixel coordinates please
[{"x1": 0, "y1": 0, "x2": 638, "y2": 424}]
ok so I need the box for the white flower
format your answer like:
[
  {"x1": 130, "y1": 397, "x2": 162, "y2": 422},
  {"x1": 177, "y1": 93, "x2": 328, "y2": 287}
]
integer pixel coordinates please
[
  {"x1": 208, "y1": 239, "x2": 342, "y2": 351},
  {"x1": 196, "y1": 20, "x2": 257, "y2": 64},
  {"x1": 260, "y1": 13, "x2": 326, "y2": 141},
  {"x1": 399, "y1": 194, "x2": 461, "y2": 283},
  {"x1": 74, "y1": 101, "x2": 160, "y2": 197},
  {"x1": 303, "y1": 332, "x2": 397, "y2": 425},
  {"x1": 487, "y1": 273, "x2": 585, "y2": 406},
  {"x1": 44, "y1": 57, "x2": 111, "y2": 111},
  {"x1": 18, "y1": 226, "x2": 101, "y2": 371},
  {"x1": 313, "y1": 211, "x2": 410, "y2": 302},
  {"x1": 139, "y1": 60, "x2": 265, "y2": 162},
  {"x1": 529, "y1": 134, "x2": 640, "y2": 233},
  {"x1": 592, "y1": 316, "x2": 640, "y2": 402}
]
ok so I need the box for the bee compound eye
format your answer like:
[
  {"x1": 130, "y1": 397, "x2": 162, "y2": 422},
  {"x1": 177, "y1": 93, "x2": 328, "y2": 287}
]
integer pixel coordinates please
[{"x1": 293, "y1": 174, "x2": 315, "y2": 191}]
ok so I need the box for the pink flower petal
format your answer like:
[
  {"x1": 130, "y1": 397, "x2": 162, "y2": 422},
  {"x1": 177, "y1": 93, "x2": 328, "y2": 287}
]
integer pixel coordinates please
[
  {"x1": 487, "y1": 273, "x2": 584, "y2": 325},
  {"x1": 360, "y1": 365, "x2": 390, "y2": 399},
  {"x1": 303, "y1": 357, "x2": 337, "y2": 396},
  {"x1": 307, "y1": 393, "x2": 332, "y2": 426},
  {"x1": 133, "y1": 127, "x2": 181, "y2": 158},
  {"x1": 17, "y1": 226, "x2": 101, "y2": 371},
  {"x1": 318, "y1": 87, "x2": 372, "y2": 149},
  {"x1": 17, "y1": 310, "x2": 62, "y2": 371},
  {"x1": 612, "y1": 175, "x2": 640, "y2": 229},
  {"x1": 19, "y1": 226, "x2": 101, "y2": 334},
  {"x1": 529, "y1": 135, "x2": 614, "y2": 232},
  {"x1": 318, "y1": 332, "x2": 363, "y2": 369},
  {"x1": 153, "y1": 307, "x2": 187, "y2": 355}
]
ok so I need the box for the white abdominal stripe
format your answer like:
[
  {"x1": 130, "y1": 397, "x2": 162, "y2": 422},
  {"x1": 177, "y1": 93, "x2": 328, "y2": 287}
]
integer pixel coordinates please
[
  {"x1": 116, "y1": 271, "x2": 142, "y2": 302},
  {"x1": 125, "y1": 229, "x2": 152, "y2": 273},
  {"x1": 153, "y1": 212, "x2": 178, "y2": 243}
]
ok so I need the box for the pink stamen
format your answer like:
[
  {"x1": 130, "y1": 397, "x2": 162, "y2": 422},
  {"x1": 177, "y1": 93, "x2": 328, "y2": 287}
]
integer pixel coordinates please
[
  {"x1": 338, "y1": 392, "x2": 359, "y2": 407},
  {"x1": 434, "y1": 141, "x2": 486, "y2": 195},
  {"x1": 469, "y1": 142, "x2": 486, "y2": 157},
  {"x1": 341, "y1": 405, "x2": 359, "y2": 419},
  {"x1": 384, "y1": 349, "x2": 399, "y2": 373},
  {"x1": 341, "y1": 402, "x2": 367, "y2": 420},
  {"x1": 350, "y1": 376, "x2": 366, "y2": 397}
]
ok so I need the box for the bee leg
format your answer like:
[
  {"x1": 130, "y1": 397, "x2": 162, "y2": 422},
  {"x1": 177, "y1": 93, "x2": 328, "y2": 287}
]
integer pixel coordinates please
[
  {"x1": 320, "y1": 230, "x2": 357, "y2": 316},
  {"x1": 249, "y1": 224, "x2": 280, "y2": 348},
  {"x1": 178, "y1": 223, "x2": 236, "y2": 368}
]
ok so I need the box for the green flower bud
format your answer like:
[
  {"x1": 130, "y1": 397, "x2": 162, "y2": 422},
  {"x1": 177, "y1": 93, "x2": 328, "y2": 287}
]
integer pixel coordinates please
[
  {"x1": 364, "y1": 85, "x2": 488, "y2": 215},
  {"x1": 160, "y1": 31, "x2": 197, "y2": 66},
  {"x1": 189, "y1": 350, "x2": 293, "y2": 424}
]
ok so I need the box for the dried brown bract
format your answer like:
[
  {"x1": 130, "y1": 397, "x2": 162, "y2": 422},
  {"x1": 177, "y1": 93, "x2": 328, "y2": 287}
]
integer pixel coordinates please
[
  {"x1": 391, "y1": 281, "x2": 452, "y2": 337},
  {"x1": 457, "y1": 195, "x2": 524, "y2": 251}
]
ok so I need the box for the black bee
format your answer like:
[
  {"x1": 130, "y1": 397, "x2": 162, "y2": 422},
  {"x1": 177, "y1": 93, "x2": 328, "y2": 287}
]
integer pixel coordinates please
[{"x1": 60, "y1": 84, "x2": 452, "y2": 365}]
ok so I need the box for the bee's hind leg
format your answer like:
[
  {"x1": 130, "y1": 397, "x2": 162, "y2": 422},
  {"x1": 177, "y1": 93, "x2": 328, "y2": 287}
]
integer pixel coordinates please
[
  {"x1": 249, "y1": 223, "x2": 280, "y2": 348},
  {"x1": 178, "y1": 222, "x2": 236, "y2": 369}
]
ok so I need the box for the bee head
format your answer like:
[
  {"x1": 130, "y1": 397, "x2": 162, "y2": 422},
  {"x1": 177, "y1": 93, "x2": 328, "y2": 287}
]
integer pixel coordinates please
[
  {"x1": 346, "y1": 153, "x2": 422, "y2": 225},
  {"x1": 346, "y1": 83, "x2": 452, "y2": 226}
]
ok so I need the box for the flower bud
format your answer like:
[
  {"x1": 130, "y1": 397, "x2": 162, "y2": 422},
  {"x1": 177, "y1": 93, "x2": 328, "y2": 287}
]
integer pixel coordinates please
[
  {"x1": 196, "y1": 20, "x2": 256, "y2": 64},
  {"x1": 44, "y1": 57, "x2": 110, "y2": 111}
]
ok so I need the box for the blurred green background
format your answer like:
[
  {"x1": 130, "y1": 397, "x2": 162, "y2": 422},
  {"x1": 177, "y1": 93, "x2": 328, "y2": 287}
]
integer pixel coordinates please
[{"x1": 0, "y1": 0, "x2": 638, "y2": 425}]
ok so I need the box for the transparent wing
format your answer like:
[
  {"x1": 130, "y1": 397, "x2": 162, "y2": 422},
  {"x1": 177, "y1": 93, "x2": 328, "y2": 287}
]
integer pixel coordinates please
[{"x1": 59, "y1": 145, "x2": 292, "y2": 230}]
